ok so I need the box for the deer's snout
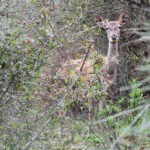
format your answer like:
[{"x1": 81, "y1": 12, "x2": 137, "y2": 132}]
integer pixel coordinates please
[{"x1": 111, "y1": 34, "x2": 117, "y2": 40}]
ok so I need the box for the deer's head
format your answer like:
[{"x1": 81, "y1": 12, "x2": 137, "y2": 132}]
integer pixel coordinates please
[{"x1": 95, "y1": 12, "x2": 128, "y2": 43}]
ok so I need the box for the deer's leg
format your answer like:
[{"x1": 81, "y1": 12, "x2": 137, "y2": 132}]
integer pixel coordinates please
[
  {"x1": 88, "y1": 99, "x2": 94, "y2": 134},
  {"x1": 113, "y1": 67, "x2": 117, "y2": 83},
  {"x1": 98, "y1": 97, "x2": 107, "y2": 132},
  {"x1": 59, "y1": 110, "x2": 66, "y2": 138},
  {"x1": 59, "y1": 110, "x2": 73, "y2": 139},
  {"x1": 66, "y1": 116, "x2": 74, "y2": 141}
]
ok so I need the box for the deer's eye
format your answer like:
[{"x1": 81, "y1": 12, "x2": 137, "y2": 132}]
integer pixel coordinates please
[
  {"x1": 105, "y1": 27, "x2": 109, "y2": 30},
  {"x1": 119, "y1": 26, "x2": 121, "y2": 29}
]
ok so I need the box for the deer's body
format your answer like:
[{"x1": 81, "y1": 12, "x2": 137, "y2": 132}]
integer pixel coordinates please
[
  {"x1": 57, "y1": 12, "x2": 128, "y2": 134},
  {"x1": 40, "y1": 12, "x2": 128, "y2": 134}
]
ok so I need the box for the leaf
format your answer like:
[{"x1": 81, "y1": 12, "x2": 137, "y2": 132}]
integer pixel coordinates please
[
  {"x1": 84, "y1": 24, "x2": 87, "y2": 28},
  {"x1": 50, "y1": 42, "x2": 56, "y2": 49},
  {"x1": 30, "y1": 0, "x2": 35, "y2": 4},
  {"x1": 13, "y1": 123, "x2": 19, "y2": 128}
]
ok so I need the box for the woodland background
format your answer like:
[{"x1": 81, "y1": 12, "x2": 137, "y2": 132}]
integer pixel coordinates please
[{"x1": 0, "y1": 0, "x2": 150, "y2": 149}]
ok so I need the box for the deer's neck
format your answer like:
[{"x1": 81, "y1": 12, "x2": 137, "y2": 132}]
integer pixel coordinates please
[{"x1": 107, "y1": 42, "x2": 119, "y2": 57}]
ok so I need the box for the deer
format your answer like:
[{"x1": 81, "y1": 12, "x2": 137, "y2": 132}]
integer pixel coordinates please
[
  {"x1": 39, "y1": 12, "x2": 128, "y2": 135},
  {"x1": 94, "y1": 11, "x2": 128, "y2": 86},
  {"x1": 57, "y1": 12, "x2": 128, "y2": 134},
  {"x1": 87, "y1": 12, "x2": 128, "y2": 133}
]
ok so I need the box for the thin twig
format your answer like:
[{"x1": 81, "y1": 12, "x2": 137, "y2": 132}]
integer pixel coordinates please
[
  {"x1": 80, "y1": 42, "x2": 92, "y2": 72},
  {"x1": 0, "y1": 76, "x2": 14, "y2": 103},
  {"x1": 22, "y1": 116, "x2": 52, "y2": 150},
  {"x1": 95, "y1": 104, "x2": 145, "y2": 125}
]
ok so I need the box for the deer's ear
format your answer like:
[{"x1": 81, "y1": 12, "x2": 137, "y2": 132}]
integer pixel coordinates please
[
  {"x1": 118, "y1": 11, "x2": 128, "y2": 26},
  {"x1": 94, "y1": 15, "x2": 107, "y2": 28}
]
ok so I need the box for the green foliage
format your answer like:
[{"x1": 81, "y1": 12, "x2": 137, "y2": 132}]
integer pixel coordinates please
[
  {"x1": 0, "y1": 0, "x2": 150, "y2": 150},
  {"x1": 129, "y1": 79, "x2": 144, "y2": 108},
  {"x1": 85, "y1": 134, "x2": 105, "y2": 144}
]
